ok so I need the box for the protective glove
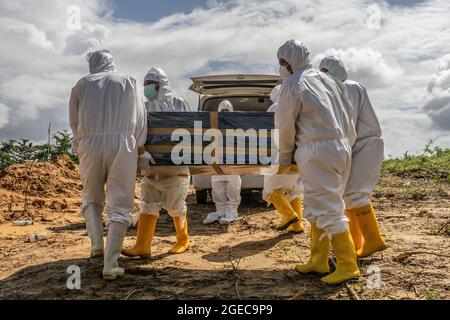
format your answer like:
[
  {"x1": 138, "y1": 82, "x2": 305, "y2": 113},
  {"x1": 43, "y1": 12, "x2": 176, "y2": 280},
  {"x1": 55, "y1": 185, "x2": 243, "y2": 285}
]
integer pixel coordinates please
[{"x1": 138, "y1": 151, "x2": 156, "y2": 169}]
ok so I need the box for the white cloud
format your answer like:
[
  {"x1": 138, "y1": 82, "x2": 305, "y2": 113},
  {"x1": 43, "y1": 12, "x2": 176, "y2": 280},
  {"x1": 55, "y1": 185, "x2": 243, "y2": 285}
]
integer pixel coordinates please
[
  {"x1": 423, "y1": 54, "x2": 450, "y2": 130},
  {"x1": 379, "y1": 108, "x2": 450, "y2": 159},
  {"x1": 0, "y1": 0, "x2": 449, "y2": 157},
  {"x1": 0, "y1": 103, "x2": 9, "y2": 129},
  {"x1": 312, "y1": 47, "x2": 403, "y2": 88},
  {"x1": 0, "y1": 17, "x2": 54, "y2": 50}
]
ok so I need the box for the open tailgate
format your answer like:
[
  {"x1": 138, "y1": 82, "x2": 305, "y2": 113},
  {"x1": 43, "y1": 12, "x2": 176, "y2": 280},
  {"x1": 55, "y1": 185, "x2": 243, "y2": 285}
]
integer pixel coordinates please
[{"x1": 189, "y1": 74, "x2": 281, "y2": 95}]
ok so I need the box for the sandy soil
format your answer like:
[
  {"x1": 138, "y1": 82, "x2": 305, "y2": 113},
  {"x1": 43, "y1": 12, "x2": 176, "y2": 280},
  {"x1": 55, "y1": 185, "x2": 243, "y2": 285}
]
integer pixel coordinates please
[{"x1": 0, "y1": 158, "x2": 449, "y2": 300}]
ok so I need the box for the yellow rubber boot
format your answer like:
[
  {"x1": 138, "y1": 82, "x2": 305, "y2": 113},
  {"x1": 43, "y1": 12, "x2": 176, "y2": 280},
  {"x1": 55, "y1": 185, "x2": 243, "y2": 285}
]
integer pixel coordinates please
[
  {"x1": 354, "y1": 204, "x2": 387, "y2": 258},
  {"x1": 287, "y1": 198, "x2": 305, "y2": 233},
  {"x1": 269, "y1": 191, "x2": 299, "y2": 230},
  {"x1": 296, "y1": 224, "x2": 330, "y2": 274},
  {"x1": 121, "y1": 214, "x2": 157, "y2": 258},
  {"x1": 168, "y1": 216, "x2": 190, "y2": 254},
  {"x1": 321, "y1": 230, "x2": 360, "y2": 285},
  {"x1": 345, "y1": 209, "x2": 363, "y2": 252}
]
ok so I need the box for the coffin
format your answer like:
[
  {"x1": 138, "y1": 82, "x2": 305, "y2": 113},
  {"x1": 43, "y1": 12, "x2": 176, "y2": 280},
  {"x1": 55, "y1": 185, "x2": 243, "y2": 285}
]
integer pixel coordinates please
[{"x1": 141, "y1": 112, "x2": 290, "y2": 176}]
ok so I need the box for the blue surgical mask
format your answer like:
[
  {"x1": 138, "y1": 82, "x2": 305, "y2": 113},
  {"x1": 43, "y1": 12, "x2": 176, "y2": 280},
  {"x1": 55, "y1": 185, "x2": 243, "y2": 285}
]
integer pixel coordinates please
[{"x1": 144, "y1": 84, "x2": 158, "y2": 100}]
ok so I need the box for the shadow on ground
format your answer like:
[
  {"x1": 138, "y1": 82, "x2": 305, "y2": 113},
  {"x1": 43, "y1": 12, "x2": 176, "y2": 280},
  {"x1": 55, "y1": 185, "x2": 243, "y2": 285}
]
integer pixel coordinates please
[
  {"x1": 202, "y1": 233, "x2": 295, "y2": 262},
  {"x1": 0, "y1": 257, "x2": 342, "y2": 300}
]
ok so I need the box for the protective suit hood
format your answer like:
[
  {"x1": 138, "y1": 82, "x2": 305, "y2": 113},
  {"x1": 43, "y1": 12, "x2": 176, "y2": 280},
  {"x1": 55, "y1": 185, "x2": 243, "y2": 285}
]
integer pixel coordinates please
[
  {"x1": 87, "y1": 50, "x2": 116, "y2": 74},
  {"x1": 218, "y1": 100, "x2": 234, "y2": 112},
  {"x1": 277, "y1": 40, "x2": 312, "y2": 74},
  {"x1": 270, "y1": 85, "x2": 281, "y2": 104},
  {"x1": 145, "y1": 67, "x2": 173, "y2": 102},
  {"x1": 319, "y1": 56, "x2": 349, "y2": 82}
]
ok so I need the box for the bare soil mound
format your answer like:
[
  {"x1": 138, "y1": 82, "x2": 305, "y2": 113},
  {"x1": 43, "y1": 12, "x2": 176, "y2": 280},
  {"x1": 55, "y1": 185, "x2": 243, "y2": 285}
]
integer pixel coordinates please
[
  {"x1": 0, "y1": 155, "x2": 81, "y2": 198},
  {"x1": 0, "y1": 156, "x2": 81, "y2": 223}
]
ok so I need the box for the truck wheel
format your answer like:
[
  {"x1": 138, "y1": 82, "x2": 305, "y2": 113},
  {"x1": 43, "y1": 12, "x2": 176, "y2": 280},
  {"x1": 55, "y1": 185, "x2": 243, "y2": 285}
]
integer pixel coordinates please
[{"x1": 196, "y1": 190, "x2": 208, "y2": 204}]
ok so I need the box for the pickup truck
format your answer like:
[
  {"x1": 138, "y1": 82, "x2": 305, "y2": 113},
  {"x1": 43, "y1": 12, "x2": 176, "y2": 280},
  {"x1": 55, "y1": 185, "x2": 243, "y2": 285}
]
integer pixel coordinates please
[{"x1": 189, "y1": 74, "x2": 281, "y2": 204}]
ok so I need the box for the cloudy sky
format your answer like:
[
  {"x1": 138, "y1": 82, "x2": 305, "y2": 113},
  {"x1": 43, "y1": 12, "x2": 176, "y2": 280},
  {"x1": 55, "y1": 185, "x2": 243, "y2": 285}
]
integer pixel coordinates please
[{"x1": 0, "y1": 0, "x2": 449, "y2": 158}]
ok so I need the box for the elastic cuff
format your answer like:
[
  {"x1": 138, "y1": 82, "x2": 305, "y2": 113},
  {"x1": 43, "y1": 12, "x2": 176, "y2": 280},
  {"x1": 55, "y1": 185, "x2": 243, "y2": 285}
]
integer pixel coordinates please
[
  {"x1": 104, "y1": 204, "x2": 134, "y2": 217},
  {"x1": 105, "y1": 214, "x2": 133, "y2": 228},
  {"x1": 140, "y1": 201, "x2": 161, "y2": 215},
  {"x1": 344, "y1": 195, "x2": 371, "y2": 210},
  {"x1": 320, "y1": 222, "x2": 349, "y2": 240},
  {"x1": 167, "y1": 206, "x2": 187, "y2": 218}
]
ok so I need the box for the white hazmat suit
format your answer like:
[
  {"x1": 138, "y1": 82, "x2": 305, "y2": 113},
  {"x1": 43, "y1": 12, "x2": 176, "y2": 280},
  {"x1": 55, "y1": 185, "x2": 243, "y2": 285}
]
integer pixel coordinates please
[
  {"x1": 69, "y1": 50, "x2": 147, "y2": 280},
  {"x1": 319, "y1": 56, "x2": 384, "y2": 209},
  {"x1": 204, "y1": 100, "x2": 242, "y2": 225},
  {"x1": 277, "y1": 40, "x2": 360, "y2": 285},
  {"x1": 70, "y1": 51, "x2": 147, "y2": 226},
  {"x1": 144, "y1": 67, "x2": 191, "y2": 112},
  {"x1": 276, "y1": 41, "x2": 356, "y2": 238},
  {"x1": 122, "y1": 67, "x2": 192, "y2": 258},
  {"x1": 319, "y1": 56, "x2": 387, "y2": 258},
  {"x1": 140, "y1": 67, "x2": 191, "y2": 219}
]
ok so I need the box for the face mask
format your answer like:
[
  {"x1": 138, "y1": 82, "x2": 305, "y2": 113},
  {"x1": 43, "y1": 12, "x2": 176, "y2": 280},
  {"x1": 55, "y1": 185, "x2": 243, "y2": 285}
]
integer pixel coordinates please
[
  {"x1": 279, "y1": 65, "x2": 292, "y2": 80},
  {"x1": 144, "y1": 84, "x2": 158, "y2": 100}
]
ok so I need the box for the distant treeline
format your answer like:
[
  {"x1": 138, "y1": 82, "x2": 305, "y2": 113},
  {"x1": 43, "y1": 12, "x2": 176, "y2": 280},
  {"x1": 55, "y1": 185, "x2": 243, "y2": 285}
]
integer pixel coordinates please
[{"x1": 0, "y1": 130, "x2": 79, "y2": 172}]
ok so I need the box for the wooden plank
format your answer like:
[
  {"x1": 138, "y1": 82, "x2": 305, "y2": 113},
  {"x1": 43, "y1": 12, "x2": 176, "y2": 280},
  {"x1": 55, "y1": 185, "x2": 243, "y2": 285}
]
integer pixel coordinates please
[{"x1": 141, "y1": 165, "x2": 298, "y2": 177}]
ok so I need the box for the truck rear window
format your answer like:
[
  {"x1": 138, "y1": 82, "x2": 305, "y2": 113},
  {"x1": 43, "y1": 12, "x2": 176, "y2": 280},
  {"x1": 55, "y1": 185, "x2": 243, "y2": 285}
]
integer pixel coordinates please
[{"x1": 201, "y1": 96, "x2": 272, "y2": 112}]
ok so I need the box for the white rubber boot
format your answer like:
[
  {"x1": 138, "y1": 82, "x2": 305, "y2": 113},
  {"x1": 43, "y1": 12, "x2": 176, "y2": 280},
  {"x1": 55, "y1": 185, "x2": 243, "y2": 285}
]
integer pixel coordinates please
[
  {"x1": 84, "y1": 205, "x2": 104, "y2": 258},
  {"x1": 203, "y1": 211, "x2": 224, "y2": 225},
  {"x1": 103, "y1": 222, "x2": 128, "y2": 281}
]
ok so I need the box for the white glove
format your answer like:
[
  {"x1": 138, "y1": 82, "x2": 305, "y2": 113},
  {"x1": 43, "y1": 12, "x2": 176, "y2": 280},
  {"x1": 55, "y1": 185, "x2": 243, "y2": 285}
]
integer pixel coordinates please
[{"x1": 138, "y1": 151, "x2": 156, "y2": 169}]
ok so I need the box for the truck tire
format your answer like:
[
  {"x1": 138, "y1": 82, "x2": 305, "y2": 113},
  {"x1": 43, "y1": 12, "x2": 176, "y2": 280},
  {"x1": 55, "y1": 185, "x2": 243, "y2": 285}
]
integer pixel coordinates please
[{"x1": 196, "y1": 190, "x2": 208, "y2": 204}]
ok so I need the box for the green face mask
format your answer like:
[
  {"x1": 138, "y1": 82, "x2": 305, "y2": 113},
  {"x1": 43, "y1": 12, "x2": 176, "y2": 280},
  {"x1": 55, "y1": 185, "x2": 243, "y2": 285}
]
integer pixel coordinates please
[{"x1": 144, "y1": 84, "x2": 158, "y2": 100}]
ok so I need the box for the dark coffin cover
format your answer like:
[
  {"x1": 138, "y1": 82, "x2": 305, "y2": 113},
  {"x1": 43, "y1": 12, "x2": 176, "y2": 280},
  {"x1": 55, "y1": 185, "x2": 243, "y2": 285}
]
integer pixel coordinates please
[{"x1": 145, "y1": 112, "x2": 275, "y2": 167}]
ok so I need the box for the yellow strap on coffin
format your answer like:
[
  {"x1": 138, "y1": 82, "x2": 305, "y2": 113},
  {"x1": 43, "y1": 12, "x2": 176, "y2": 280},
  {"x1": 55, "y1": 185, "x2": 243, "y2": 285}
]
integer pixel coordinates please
[{"x1": 209, "y1": 112, "x2": 225, "y2": 175}]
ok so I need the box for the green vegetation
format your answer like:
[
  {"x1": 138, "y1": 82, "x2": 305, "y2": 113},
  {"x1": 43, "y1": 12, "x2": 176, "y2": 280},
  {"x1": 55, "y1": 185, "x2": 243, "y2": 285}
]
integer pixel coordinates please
[
  {"x1": 426, "y1": 290, "x2": 438, "y2": 300},
  {"x1": 0, "y1": 130, "x2": 78, "y2": 172},
  {"x1": 383, "y1": 140, "x2": 450, "y2": 183}
]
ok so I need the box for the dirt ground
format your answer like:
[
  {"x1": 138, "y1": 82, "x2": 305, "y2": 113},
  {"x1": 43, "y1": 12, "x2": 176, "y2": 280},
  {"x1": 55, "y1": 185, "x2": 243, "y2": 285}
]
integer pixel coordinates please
[{"x1": 0, "y1": 157, "x2": 449, "y2": 300}]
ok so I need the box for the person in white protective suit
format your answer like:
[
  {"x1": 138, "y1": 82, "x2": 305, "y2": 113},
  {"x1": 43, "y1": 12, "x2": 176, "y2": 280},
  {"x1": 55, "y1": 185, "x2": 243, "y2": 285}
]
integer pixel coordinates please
[
  {"x1": 203, "y1": 100, "x2": 242, "y2": 225},
  {"x1": 263, "y1": 85, "x2": 305, "y2": 233},
  {"x1": 143, "y1": 67, "x2": 192, "y2": 112},
  {"x1": 121, "y1": 67, "x2": 192, "y2": 258},
  {"x1": 319, "y1": 56, "x2": 387, "y2": 258},
  {"x1": 276, "y1": 40, "x2": 360, "y2": 285},
  {"x1": 69, "y1": 50, "x2": 147, "y2": 280}
]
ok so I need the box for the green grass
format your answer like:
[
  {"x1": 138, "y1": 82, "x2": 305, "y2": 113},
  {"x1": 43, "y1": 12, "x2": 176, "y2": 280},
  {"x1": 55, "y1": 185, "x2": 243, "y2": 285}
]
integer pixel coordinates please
[
  {"x1": 426, "y1": 290, "x2": 438, "y2": 300},
  {"x1": 383, "y1": 145, "x2": 450, "y2": 183}
]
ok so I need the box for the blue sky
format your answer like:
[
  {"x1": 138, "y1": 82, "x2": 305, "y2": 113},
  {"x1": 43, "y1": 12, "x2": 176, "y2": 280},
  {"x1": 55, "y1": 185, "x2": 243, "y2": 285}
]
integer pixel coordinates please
[
  {"x1": 110, "y1": 0, "x2": 426, "y2": 23},
  {"x1": 112, "y1": 0, "x2": 209, "y2": 22}
]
